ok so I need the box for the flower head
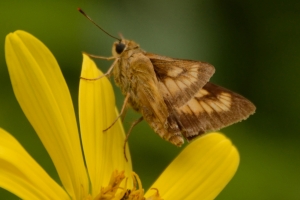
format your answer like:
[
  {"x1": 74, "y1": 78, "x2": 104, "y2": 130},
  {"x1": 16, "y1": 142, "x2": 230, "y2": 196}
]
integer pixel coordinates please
[
  {"x1": 3, "y1": 30, "x2": 132, "y2": 199},
  {"x1": 1, "y1": 30, "x2": 239, "y2": 200}
]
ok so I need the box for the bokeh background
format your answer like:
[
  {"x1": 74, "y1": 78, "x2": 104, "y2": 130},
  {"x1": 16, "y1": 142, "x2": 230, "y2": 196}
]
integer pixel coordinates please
[{"x1": 1, "y1": 0, "x2": 299, "y2": 199}]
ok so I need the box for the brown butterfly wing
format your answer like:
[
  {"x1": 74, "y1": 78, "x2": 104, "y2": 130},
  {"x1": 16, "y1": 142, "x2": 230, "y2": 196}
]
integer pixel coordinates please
[
  {"x1": 148, "y1": 53, "x2": 256, "y2": 140},
  {"x1": 128, "y1": 52, "x2": 184, "y2": 145},
  {"x1": 146, "y1": 53, "x2": 215, "y2": 107},
  {"x1": 173, "y1": 83, "x2": 256, "y2": 140}
]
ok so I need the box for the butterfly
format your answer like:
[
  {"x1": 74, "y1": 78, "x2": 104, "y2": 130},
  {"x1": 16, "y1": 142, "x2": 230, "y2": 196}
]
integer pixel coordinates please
[{"x1": 78, "y1": 8, "x2": 256, "y2": 156}]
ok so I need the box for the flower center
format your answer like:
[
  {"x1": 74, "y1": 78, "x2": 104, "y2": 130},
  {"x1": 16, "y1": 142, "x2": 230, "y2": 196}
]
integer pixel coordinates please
[{"x1": 91, "y1": 170, "x2": 162, "y2": 200}]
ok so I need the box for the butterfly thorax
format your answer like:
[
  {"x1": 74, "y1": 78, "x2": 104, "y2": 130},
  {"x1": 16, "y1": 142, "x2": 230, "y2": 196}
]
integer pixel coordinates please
[{"x1": 112, "y1": 39, "x2": 146, "y2": 111}]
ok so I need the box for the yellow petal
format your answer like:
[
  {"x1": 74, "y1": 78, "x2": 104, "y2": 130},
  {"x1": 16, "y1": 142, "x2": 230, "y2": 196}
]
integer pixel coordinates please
[
  {"x1": 5, "y1": 30, "x2": 88, "y2": 199},
  {"x1": 79, "y1": 54, "x2": 132, "y2": 196},
  {"x1": 145, "y1": 132, "x2": 239, "y2": 200},
  {"x1": 0, "y1": 128, "x2": 69, "y2": 200}
]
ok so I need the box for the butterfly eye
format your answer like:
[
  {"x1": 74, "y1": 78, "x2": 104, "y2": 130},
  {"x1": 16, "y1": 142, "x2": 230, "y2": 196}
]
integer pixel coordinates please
[{"x1": 116, "y1": 42, "x2": 126, "y2": 54}]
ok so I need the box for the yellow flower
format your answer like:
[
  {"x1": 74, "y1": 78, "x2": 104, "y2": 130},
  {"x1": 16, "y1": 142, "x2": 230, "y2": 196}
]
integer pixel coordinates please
[
  {"x1": 145, "y1": 133, "x2": 239, "y2": 200},
  {"x1": 1, "y1": 30, "x2": 239, "y2": 200},
  {"x1": 3, "y1": 30, "x2": 131, "y2": 199}
]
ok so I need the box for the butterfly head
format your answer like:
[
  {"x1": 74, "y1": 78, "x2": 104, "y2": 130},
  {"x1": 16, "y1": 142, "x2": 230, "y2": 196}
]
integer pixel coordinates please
[{"x1": 112, "y1": 39, "x2": 140, "y2": 57}]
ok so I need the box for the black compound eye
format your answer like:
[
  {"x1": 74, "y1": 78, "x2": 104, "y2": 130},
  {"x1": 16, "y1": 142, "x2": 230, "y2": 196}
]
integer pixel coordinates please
[{"x1": 116, "y1": 42, "x2": 126, "y2": 54}]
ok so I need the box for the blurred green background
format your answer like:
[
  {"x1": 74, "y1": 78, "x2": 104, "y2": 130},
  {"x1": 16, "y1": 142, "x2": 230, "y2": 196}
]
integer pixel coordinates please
[{"x1": 1, "y1": 0, "x2": 299, "y2": 199}]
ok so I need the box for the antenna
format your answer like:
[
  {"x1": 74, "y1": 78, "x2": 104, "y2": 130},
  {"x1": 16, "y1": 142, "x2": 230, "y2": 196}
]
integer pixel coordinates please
[{"x1": 78, "y1": 8, "x2": 121, "y2": 42}]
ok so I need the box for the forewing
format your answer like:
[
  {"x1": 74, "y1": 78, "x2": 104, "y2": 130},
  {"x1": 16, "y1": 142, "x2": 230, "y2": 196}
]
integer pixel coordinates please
[
  {"x1": 171, "y1": 82, "x2": 256, "y2": 140},
  {"x1": 146, "y1": 53, "x2": 215, "y2": 107},
  {"x1": 129, "y1": 53, "x2": 183, "y2": 145}
]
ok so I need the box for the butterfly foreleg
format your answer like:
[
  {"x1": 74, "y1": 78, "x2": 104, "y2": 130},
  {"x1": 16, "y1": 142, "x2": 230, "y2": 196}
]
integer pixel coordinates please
[{"x1": 80, "y1": 57, "x2": 119, "y2": 81}]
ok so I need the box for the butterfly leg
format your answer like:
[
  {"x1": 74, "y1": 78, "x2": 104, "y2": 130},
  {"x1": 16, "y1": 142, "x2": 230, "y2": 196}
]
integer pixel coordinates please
[
  {"x1": 103, "y1": 92, "x2": 130, "y2": 132},
  {"x1": 121, "y1": 107, "x2": 128, "y2": 122},
  {"x1": 123, "y1": 116, "x2": 144, "y2": 161},
  {"x1": 83, "y1": 52, "x2": 116, "y2": 60},
  {"x1": 80, "y1": 58, "x2": 119, "y2": 81}
]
